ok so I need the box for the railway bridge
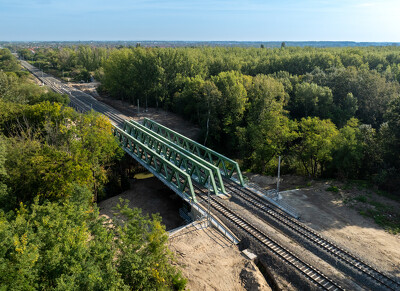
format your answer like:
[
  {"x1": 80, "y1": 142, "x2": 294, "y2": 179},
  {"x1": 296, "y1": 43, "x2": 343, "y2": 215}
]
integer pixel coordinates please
[
  {"x1": 19, "y1": 58, "x2": 400, "y2": 291},
  {"x1": 113, "y1": 118, "x2": 245, "y2": 243}
]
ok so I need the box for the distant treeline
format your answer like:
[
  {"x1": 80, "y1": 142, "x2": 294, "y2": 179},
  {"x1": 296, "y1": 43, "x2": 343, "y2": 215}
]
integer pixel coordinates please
[
  {"x1": 4, "y1": 40, "x2": 400, "y2": 49},
  {"x1": 16, "y1": 45, "x2": 400, "y2": 193}
]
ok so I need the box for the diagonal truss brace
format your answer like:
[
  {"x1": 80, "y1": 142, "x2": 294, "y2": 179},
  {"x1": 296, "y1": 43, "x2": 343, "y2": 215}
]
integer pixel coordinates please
[
  {"x1": 113, "y1": 126, "x2": 197, "y2": 202},
  {"x1": 123, "y1": 120, "x2": 226, "y2": 195},
  {"x1": 142, "y1": 118, "x2": 245, "y2": 186}
]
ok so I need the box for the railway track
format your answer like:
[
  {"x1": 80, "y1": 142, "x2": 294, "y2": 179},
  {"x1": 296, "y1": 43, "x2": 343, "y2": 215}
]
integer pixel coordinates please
[
  {"x1": 224, "y1": 179, "x2": 400, "y2": 291},
  {"x1": 20, "y1": 60, "x2": 399, "y2": 290},
  {"x1": 20, "y1": 60, "x2": 126, "y2": 126},
  {"x1": 192, "y1": 184, "x2": 344, "y2": 291}
]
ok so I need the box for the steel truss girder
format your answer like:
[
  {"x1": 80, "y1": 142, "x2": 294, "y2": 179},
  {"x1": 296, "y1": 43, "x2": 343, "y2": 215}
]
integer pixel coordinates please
[
  {"x1": 123, "y1": 120, "x2": 226, "y2": 195},
  {"x1": 113, "y1": 126, "x2": 197, "y2": 202},
  {"x1": 142, "y1": 118, "x2": 245, "y2": 186}
]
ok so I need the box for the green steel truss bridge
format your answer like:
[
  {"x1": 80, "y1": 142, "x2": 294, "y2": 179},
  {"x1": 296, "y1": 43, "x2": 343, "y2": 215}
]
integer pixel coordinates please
[
  {"x1": 112, "y1": 119, "x2": 245, "y2": 203},
  {"x1": 142, "y1": 118, "x2": 245, "y2": 185}
]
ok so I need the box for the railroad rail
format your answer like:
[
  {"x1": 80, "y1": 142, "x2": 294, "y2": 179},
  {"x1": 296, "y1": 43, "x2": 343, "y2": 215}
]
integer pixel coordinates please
[
  {"x1": 19, "y1": 59, "x2": 399, "y2": 291},
  {"x1": 20, "y1": 60, "x2": 126, "y2": 126},
  {"x1": 224, "y1": 179, "x2": 400, "y2": 291},
  {"x1": 193, "y1": 184, "x2": 344, "y2": 291}
]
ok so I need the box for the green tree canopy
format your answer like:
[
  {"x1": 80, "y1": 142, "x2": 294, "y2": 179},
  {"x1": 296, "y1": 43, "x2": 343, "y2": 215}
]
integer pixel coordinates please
[{"x1": 292, "y1": 117, "x2": 339, "y2": 177}]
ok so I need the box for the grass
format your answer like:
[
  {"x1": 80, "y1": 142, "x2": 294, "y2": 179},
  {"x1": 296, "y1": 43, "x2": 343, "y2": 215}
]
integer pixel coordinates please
[
  {"x1": 326, "y1": 185, "x2": 339, "y2": 193},
  {"x1": 351, "y1": 195, "x2": 400, "y2": 234},
  {"x1": 294, "y1": 184, "x2": 308, "y2": 189},
  {"x1": 346, "y1": 179, "x2": 400, "y2": 202}
]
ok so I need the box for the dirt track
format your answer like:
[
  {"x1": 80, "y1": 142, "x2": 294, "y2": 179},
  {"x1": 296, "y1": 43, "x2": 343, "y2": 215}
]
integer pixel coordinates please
[
  {"x1": 91, "y1": 84, "x2": 400, "y2": 289},
  {"x1": 98, "y1": 178, "x2": 185, "y2": 230},
  {"x1": 98, "y1": 178, "x2": 272, "y2": 290},
  {"x1": 246, "y1": 174, "x2": 400, "y2": 280},
  {"x1": 169, "y1": 222, "x2": 271, "y2": 291}
]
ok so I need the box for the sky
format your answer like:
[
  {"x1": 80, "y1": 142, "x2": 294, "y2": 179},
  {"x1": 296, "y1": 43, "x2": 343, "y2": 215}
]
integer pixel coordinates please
[{"x1": 0, "y1": 0, "x2": 399, "y2": 42}]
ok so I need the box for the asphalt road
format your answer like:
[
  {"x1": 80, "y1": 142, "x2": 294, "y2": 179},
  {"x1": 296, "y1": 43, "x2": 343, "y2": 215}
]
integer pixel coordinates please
[{"x1": 19, "y1": 59, "x2": 127, "y2": 128}]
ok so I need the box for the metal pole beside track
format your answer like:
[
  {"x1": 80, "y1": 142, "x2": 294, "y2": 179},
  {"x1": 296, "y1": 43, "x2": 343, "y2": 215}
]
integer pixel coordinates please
[{"x1": 277, "y1": 156, "x2": 281, "y2": 194}]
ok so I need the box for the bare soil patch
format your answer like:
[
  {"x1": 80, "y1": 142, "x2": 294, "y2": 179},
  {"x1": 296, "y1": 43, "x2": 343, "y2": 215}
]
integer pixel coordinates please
[
  {"x1": 85, "y1": 80, "x2": 400, "y2": 287},
  {"x1": 169, "y1": 222, "x2": 271, "y2": 291},
  {"x1": 98, "y1": 177, "x2": 185, "y2": 230},
  {"x1": 246, "y1": 173, "x2": 400, "y2": 280},
  {"x1": 98, "y1": 177, "x2": 271, "y2": 291},
  {"x1": 243, "y1": 173, "x2": 307, "y2": 191}
]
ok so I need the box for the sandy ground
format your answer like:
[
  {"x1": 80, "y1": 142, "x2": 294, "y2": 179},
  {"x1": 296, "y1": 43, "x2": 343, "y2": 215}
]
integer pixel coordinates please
[
  {"x1": 98, "y1": 178, "x2": 185, "y2": 230},
  {"x1": 87, "y1": 83, "x2": 400, "y2": 288},
  {"x1": 98, "y1": 178, "x2": 271, "y2": 290},
  {"x1": 246, "y1": 174, "x2": 400, "y2": 280},
  {"x1": 169, "y1": 222, "x2": 271, "y2": 291}
]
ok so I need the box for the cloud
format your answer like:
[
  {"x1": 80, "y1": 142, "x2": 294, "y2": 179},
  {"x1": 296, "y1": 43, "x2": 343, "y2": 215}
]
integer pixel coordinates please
[{"x1": 356, "y1": 2, "x2": 375, "y2": 7}]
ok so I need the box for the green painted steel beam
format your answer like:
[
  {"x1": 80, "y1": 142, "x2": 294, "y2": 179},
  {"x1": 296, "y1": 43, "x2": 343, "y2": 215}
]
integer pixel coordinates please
[
  {"x1": 142, "y1": 118, "x2": 245, "y2": 186},
  {"x1": 125, "y1": 120, "x2": 226, "y2": 194},
  {"x1": 128, "y1": 120, "x2": 226, "y2": 194},
  {"x1": 123, "y1": 120, "x2": 226, "y2": 195},
  {"x1": 113, "y1": 126, "x2": 197, "y2": 202}
]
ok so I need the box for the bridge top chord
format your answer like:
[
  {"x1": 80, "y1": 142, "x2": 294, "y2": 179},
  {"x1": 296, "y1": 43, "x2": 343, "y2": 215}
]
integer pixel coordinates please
[
  {"x1": 142, "y1": 118, "x2": 245, "y2": 186},
  {"x1": 123, "y1": 120, "x2": 226, "y2": 195},
  {"x1": 113, "y1": 126, "x2": 197, "y2": 202}
]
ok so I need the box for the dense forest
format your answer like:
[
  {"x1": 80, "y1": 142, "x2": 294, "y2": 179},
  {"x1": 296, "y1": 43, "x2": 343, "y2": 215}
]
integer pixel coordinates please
[
  {"x1": 18, "y1": 45, "x2": 400, "y2": 194},
  {"x1": 0, "y1": 48, "x2": 187, "y2": 290}
]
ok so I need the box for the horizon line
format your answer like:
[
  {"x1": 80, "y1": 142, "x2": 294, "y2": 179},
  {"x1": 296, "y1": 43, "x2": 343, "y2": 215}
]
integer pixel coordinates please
[{"x1": 2, "y1": 40, "x2": 400, "y2": 43}]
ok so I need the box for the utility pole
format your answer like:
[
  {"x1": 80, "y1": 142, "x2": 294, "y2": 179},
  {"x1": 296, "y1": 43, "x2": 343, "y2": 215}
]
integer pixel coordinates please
[
  {"x1": 277, "y1": 156, "x2": 281, "y2": 193},
  {"x1": 137, "y1": 100, "x2": 140, "y2": 115}
]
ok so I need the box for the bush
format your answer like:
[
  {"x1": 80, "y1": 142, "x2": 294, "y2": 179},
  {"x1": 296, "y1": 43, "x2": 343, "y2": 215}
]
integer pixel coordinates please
[{"x1": 326, "y1": 185, "x2": 339, "y2": 192}]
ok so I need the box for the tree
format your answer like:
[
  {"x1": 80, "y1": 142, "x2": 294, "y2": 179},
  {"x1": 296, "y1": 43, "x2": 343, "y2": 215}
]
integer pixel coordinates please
[
  {"x1": 211, "y1": 71, "x2": 249, "y2": 151},
  {"x1": 0, "y1": 196, "x2": 187, "y2": 290},
  {"x1": 57, "y1": 47, "x2": 77, "y2": 71},
  {"x1": 0, "y1": 71, "x2": 19, "y2": 101},
  {"x1": 0, "y1": 49, "x2": 19, "y2": 72},
  {"x1": 4, "y1": 138, "x2": 94, "y2": 208},
  {"x1": 173, "y1": 75, "x2": 222, "y2": 145},
  {"x1": 354, "y1": 69, "x2": 399, "y2": 127},
  {"x1": 114, "y1": 200, "x2": 187, "y2": 290},
  {"x1": 0, "y1": 137, "x2": 7, "y2": 208},
  {"x1": 239, "y1": 75, "x2": 294, "y2": 172},
  {"x1": 292, "y1": 117, "x2": 339, "y2": 177},
  {"x1": 290, "y1": 82, "x2": 333, "y2": 120},
  {"x1": 0, "y1": 187, "x2": 126, "y2": 290},
  {"x1": 384, "y1": 97, "x2": 400, "y2": 171},
  {"x1": 357, "y1": 124, "x2": 383, "y2": 179},
  {"x1": 1, "y1": 102, "x2": 123, "y2": 208},
  {"x1": 102, "y1": 48, "x2": 135, "y2": 101},
  {"x1": 329, "y1": 118, "x2": 364, "y2": 178},
  {"x1": 309, "y1": 66, "x2": 398, "y2": 127},
  {"x1": 333, "y1": 92, "x2": 358, "y2": 128}
]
